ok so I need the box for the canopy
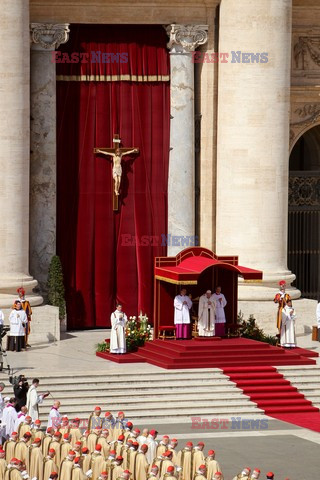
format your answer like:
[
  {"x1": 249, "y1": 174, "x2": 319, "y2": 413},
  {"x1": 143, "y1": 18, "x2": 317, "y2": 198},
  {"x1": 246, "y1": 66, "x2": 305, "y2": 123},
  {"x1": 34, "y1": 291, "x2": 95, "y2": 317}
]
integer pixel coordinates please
[
  {"x1": 153, "y1": 247, "x2": 263, "y2": 338},
  {"x1": 155, "y1": 247, "x2": 263, "y2": 284}
]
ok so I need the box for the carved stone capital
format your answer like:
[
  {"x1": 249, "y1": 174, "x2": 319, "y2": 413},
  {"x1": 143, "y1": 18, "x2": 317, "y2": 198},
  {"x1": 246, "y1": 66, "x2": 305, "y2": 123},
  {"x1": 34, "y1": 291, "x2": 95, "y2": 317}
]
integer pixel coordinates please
[
  {"x1": 30, "y1": 23, "x2": 70, "y2": 50},
  {"x1": 165, "y1": 24, "x2": 208, "y2": 53}
]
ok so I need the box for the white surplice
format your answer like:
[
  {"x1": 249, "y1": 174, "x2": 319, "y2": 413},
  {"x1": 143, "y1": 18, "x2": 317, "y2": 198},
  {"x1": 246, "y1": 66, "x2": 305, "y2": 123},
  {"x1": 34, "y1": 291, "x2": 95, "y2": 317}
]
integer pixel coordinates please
[
  {"x1": 47, "y1": 406, "x2": 61, "y2": 429},
  {"x1": 146, "y1": 436, "x2": 158, "y2": 464},
  {"x1": 2, "y1": 403, "x2": 18, "y2": 437},
  {"x1": 173, "y1": 295, "x2": 192, "y2": 325},
  {"x1": 26, "y1": 385, "x2": 43, "y2": 422},
  {"x1": 9, "y1": 309, "x2": 27, "y2": 336},
  {"x1": 14, "y1": 412, "x2": 26, "y2": 432},
  {"x1": 280, "y1": 305, "x2": 297, "y2": 347},
  {"x1": 212, "y1": 293, "x2": 227, "y2": 323},
  {"x1": 198, "y1": 294, "x2": 216, "y2": 336},
  {"x1": 110, "y1": 310, "x2": 128, "y2": 354}
]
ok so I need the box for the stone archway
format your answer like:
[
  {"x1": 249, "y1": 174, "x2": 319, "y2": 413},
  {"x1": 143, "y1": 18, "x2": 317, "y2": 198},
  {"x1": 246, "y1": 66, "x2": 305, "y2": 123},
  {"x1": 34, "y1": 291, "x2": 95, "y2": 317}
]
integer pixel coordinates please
[{"x1": 288, "y1": 124, "x2": 320, "y2": 299}]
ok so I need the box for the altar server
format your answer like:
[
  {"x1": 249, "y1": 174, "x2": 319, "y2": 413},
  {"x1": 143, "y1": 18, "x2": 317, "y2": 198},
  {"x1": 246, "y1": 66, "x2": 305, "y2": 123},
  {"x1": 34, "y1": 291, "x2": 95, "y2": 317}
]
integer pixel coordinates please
[
  {"x1": 212, "y1": 286, "x2": 227, "y2": 336},
  {"x1": 174, "y1": 289, "x2": 192, "y2": 339}
]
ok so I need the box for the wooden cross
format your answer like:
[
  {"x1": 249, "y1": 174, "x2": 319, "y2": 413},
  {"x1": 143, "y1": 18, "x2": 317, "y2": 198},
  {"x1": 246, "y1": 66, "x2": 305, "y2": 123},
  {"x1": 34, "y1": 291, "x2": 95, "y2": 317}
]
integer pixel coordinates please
[{"x1": 94, "y1": 134, "x2": 139, "y2": 211}]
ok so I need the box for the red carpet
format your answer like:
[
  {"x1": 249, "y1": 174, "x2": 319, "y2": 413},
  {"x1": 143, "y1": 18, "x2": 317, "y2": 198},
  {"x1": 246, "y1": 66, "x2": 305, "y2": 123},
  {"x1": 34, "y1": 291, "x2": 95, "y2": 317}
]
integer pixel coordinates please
[
  {"x1": 269, "y1": 412, "x2": 320, "y2": 432},
  {"x1": 96, "y1": 338, "x2": 317, "y2": 369},
  {"x1": 96, "y1": 339, "x2": 320, "y2": 432},
  {"x1": 222, "y1": 365, "x2": 320, "y2": 433}
]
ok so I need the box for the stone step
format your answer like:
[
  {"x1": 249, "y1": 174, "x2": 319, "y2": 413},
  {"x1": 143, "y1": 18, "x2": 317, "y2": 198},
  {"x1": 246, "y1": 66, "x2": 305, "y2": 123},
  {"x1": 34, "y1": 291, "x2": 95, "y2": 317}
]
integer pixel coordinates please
[
  {"x1": 0, "y1": 367, "x2": 265, "y2": 426},
  {"x1": 37, "y1": 389, "x2": 243, "y2": 401},
  {"x1": 298, "y1": 394, "x2": 320, "y2": 402},
  {"x1": 278, "y1": 367, "x2": 320, "y2": 408},
  {"x1": 6, "y1": 371, "x2": 223, "y2": 382},
  {"x1": 40, "y1": 398, "x2": 254, "y2": 410},
  {"x1": 27, "y1": 380, "x2": 235, "y2": 391},
  {"x1": 37, "y1": 405, "x2": 262, "y2": 422},
  {"x1": 298, "y1": 387, "x2": 320, "y2": 394},
  {"x1": 281, "y1": 373, "x2": 320, "y2": 384},
  {"x1": 277, "y1": 365, "x2": 320, "y2": 375},
  {"x1": 279, "y1": 375, "x2": 320, "y2": 382}
]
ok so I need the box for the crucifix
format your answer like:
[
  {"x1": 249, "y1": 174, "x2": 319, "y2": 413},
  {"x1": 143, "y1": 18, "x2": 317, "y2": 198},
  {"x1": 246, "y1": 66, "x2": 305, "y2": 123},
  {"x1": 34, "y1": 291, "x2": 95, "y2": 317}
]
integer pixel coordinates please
[{"x1": 94, "y1": 134, "x2": 139, "y2": 211}]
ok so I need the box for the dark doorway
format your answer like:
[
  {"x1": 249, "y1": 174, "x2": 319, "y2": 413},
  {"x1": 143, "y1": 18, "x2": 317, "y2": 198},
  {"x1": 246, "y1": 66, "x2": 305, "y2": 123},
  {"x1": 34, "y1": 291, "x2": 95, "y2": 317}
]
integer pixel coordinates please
[{"x1": 288, "y1": 125, "x2": 320, "y2": 299}]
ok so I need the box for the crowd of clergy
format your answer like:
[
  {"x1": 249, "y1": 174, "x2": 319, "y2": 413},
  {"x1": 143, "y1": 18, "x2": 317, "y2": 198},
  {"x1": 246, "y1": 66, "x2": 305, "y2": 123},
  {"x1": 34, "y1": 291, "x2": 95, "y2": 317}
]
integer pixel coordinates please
[{"x1": 0, "y1": 403, "x2": 282, "y2": 480}]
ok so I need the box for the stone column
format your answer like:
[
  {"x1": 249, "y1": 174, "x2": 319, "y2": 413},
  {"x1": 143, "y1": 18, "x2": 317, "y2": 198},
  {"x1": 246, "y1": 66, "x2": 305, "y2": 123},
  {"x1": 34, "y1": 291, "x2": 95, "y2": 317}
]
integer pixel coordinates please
[
  {"x1": 165, "y1": 24, "x2": 208, "y2": 256},
  {"x1": 30, "y1": 23, "x2": 70, "y2": 294},
  {"x1": 0, "y1": 0, "x2": 42, "y2": 307},
  {"x1": 216, "y1": 0, "x2": 296, "y2": 301}
]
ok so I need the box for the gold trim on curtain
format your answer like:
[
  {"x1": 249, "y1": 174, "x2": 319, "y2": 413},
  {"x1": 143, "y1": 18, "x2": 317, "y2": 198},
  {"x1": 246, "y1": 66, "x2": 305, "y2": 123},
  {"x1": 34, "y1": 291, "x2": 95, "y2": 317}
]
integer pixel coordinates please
[{"x1": 56, "y1": 74, "x2": 170, "y2": 82}]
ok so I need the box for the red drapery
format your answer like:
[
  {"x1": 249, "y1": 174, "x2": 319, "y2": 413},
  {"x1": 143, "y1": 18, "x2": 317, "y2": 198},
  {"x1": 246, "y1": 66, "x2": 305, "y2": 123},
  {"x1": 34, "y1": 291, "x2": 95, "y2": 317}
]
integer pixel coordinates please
[{"x1": 56, "y1": 25, "x2": 170, "y2": 328}]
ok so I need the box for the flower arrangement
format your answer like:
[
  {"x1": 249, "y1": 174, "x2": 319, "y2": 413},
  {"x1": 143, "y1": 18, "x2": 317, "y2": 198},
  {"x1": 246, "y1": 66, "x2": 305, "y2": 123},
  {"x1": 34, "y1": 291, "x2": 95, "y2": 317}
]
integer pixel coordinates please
[{"x1": 126, "y1": 312, "x2": 152, "y2": 352}]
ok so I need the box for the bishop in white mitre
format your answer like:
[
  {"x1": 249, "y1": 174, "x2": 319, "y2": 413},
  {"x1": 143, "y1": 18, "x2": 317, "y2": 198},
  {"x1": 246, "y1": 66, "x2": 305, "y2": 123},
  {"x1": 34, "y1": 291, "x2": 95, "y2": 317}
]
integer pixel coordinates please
[
  {"x1": 174, "y1": 288, "x2": 192, "y2": 339},
  {"x1": 110, "y1": 304, "x2": 128, "y2": 354},
  {"x1": 198, "y1": 290, "x2": 216, "y2": 337}
]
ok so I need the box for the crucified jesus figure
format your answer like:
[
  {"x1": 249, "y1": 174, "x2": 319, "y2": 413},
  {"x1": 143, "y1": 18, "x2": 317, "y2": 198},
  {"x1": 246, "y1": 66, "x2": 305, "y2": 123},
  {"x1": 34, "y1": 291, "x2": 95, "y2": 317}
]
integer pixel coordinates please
[{"x1": 94, "y1": 147, "x2": 139, "y2": 196}]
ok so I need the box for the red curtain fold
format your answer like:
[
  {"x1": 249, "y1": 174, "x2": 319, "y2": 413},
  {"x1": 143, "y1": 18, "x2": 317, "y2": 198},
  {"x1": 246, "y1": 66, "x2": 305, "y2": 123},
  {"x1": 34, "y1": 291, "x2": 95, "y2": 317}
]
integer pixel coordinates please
[
  {"x1": 56, "y1": 24, "x2": 170, "y2": 79},
  {"x1": 57, "y1": 25, "x2": 170, "y2": 328}
]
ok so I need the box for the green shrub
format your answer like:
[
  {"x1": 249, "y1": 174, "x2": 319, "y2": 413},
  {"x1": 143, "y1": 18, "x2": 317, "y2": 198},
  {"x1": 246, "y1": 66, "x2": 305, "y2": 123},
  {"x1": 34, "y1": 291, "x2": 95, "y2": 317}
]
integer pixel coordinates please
[
  {"x1": 47, "y1": 255, "x2": 66, "y2": 320},
  {"x1": 238, "y1": 312, "x2": 278, "y2": 345}
]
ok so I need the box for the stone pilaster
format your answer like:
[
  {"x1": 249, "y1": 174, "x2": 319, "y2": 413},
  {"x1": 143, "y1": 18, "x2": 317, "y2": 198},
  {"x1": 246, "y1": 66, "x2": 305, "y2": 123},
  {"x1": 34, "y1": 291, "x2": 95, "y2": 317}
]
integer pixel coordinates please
[
  {"x1": 216, "y1": 1, "x2": 296, "y2": 302},
  {"x1": 165, "y1": 24, "x2": 208, "y2": 256},
  {"x1": 29, "y1": 23, "x2": 70, "y2": 294},
  {"x1": 0, "y1": 0, "x2": 42, "y2": 307}
]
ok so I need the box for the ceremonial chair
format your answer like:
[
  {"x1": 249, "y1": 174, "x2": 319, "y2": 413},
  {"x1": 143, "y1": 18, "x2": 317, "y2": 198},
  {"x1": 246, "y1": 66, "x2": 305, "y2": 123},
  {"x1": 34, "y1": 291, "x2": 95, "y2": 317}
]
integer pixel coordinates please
[
  {"x1": 191, "y1": 316, "x2": 199, "y2": 338},
  {"x1": 158, "y1": 326, "x2": 176, "y2": 340}
]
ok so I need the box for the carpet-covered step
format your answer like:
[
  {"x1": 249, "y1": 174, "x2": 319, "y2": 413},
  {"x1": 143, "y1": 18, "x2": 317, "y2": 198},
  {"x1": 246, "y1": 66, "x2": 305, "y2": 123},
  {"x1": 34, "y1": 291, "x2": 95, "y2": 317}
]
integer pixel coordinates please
[
  {"x1": 239, "y1": 385, "x2": 298, "y2": 393},
  {"x1": 150, "y1": 338, "x2": 272, "y2": 351},
  {"x1": 228, "y1": 378, "x2": 292, "y2": 387},
  {"x1": 247, "y1": 392, "x2": 306, "y2": 401},
  {"x1": 223, "y1": 366, "x2": 320, "y2": 420},
  {"x1": 222, "y1": 372, "x2": 287, "y2": 380},
  {"x1": 141, "y1": 344, "x2": 281, "y2": 357},
  {"x1": 140, "y1": 359, "x2": 315, "y2": 369},
  {"x1": 97, "y1": 338, "x2": 317, "y2": 368},
  {"x1": 263, "y1": 405, "x2": 319, "y2": 414},
  {"x1": 135, "y1": 351, "x2": 290, "y2": 362},
  {"x1": 249, "y1": 398, "x2": 314, "y2": 407}
]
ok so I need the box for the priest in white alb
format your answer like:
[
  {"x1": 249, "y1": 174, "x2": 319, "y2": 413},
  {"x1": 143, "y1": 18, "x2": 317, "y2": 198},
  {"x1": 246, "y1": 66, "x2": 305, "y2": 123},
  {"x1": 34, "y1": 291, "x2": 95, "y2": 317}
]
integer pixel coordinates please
[
  {"x1": 280, "y1": 300, "x2": 297, "y2": 348},
  {"x1": 110, "y1": 304, "x2": 128, "y2": 354},
  {"x1": 174, "y1": 288, "x2": 192, "y2": 339},
  {"x1": 198, "y1": 290, "x2": 216, "y2": 336}
]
